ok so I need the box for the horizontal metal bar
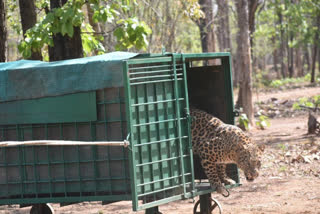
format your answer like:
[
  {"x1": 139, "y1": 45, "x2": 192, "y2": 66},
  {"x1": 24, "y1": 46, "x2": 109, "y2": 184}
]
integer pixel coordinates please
[
  {"x1": 96, "y1": 99, "x2": 125, "y2": 104},
  {"x1": 129, "y1": 78, "x2": 183, "y2": 86},
  {"x1": 130, "y1": 69, "x2": 172, "y2": 76},
  {"x1": 129, "y1": 63, "x2": 182, "y2": 72},
  {"x1": 133, "y1": 117, "x2": 186, "y2": 127},
  {"x1": 129, "y1": 68, "x2": 183, "y2": 77},
  {"x1": 0, "y1": 157, "x2": 129, "y2": 167},
  {"x1": 0, "y1": 140, "x2": 130, "y2": 147},
  {"x1": 134, "y1": 136, "x2": 188, "y2": 147},
  {"x1": 137, "y1": 173, "x2": 192, "y2": 187},
  {"x1": 129, "y1": 64, "x2": 172, "y2": 71},
  {"x1": 131, "y1": 98, "x2": 184, "y2": 107},
  {"x1": 136, "y1": 194, "x2": 185, "y2": 211},
  {"x1": 0, "y1": 176, "x2": 129, "y2": 185},
  {"x1": 0, "y1": 195, "x2": 132, "y2": 205},
  {"x1": 137, "y1": 182, "x2": 192, "y2": 197},
  {"x1": 136, "y1": 154, "x2": 190, "y2": 167},
  {"x1": 130, "y1": 73, "x2": 183, "y2": 81},
  {"x1": 95, "y1": 119, "x2": 126, "y2": 124},
  {"x1": 127, "y1": 57, "x2": 173, "y2": 65}
]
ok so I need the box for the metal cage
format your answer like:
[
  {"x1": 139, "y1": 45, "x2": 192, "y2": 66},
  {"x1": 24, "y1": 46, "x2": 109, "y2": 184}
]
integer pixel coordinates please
[{"x1": 0, "y1": 52, "x2": 240, "y2": 212}]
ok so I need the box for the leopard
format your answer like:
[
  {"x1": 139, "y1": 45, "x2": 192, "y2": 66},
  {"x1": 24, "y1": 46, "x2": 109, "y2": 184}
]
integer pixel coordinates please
[{"x1": 190, "y1": 108, "x2": 264, "y2": 196}]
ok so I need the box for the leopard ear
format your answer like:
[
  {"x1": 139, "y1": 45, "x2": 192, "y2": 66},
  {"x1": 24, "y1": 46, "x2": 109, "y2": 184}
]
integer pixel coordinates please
[{"x1": 258, "y1": 144, "x2": 265, "y2": 152}]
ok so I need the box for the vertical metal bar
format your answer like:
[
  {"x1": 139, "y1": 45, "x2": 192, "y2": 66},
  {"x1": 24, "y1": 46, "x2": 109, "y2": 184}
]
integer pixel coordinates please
[
  {"x1": 75, "y1": 122, "x2": 82, "y2": 197},
  {"x1": 222, "y1": 55, "x2": 235, "y2": 125},
  {"x1": 124, "y1": 61, "x2": 139, "y2": 211},
  {"x1": 103, "y1": 89, "x2": 113, "y2": 195},
  {"x1": 181, "y1": 54, "x2": 195, "y2": 194},
  {"x1": 162, "y1": 81, "x2": 173, "y2": 189},
  {"x1": 60, "y1": 124, "x2": 67, "y2": 197},
  {"x1": 199, "y1": 193, "x2": 212, "y2": 214},
  {"x1": 90, "y1": 121, "x2": 98, "y2": 196},
  {"x1": 45, "y1": 124, "x2": 53, "y2": 198},
  {"x1": 119, "y1": 87, "x2": 129, "y2": 195},
  {"x1": 4, "y1": 147, "x2": 9, "y2": 197},
  {"x1": 17, "y1": 125, "x2": 25, "y2": 199},
  {"x1": 144, "y1": 82, "x2": 155, "y2": 201},
  {"x1": 153, "y1": 81, "x2": 165, "y2": 199},
  {"x1": 135, "y1": 84, "x2": 145, "y2": 203},
  {"x1": 30, "y1": 124, "x2": 39, "y2": 198},
  {"x1": 171, "y1": 54, "x2": 187, "y2": 197}
]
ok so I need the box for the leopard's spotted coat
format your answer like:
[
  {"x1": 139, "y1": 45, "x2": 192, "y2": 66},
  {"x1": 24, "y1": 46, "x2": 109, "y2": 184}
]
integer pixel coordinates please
[{"x1": 190, "y1": 108, "x2": 264, "y2": 195}]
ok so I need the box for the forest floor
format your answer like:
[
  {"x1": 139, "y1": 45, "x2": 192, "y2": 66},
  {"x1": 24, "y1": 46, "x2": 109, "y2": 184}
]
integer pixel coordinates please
[{"x1": 2, "y1": 86, "x2": 320, "y2": 214}]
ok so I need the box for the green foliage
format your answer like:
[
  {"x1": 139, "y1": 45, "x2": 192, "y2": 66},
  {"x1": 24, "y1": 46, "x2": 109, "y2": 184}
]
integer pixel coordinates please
[
  {"x1": 81, "y1": 24, "x2": 105, "y2": 56},
  {"x1": 18, "y1": 0, "x2": 151, "y2": 59},
  {"x1": 6, "y1": 0, "x2": 21, "y2": 35},
  {"x1": 269, "y1": 74, "x2": 311, "y2": 88},
  {"x1": 182, "y1": 0, "x2": 204, "y2": 20},
  {"x1": 255, "y1": 111, "x2": 270, "y2": 130},
  {"x1": 114, "y1": 18, "x2": 152, "y2": 51},
  {"x1": 293, "y1": 95, "x2": 320, "y2": 110},
  {"x1": 238, "y1": 113, "x2": 249, "y2": 130},
  {"x1": 254, "y1": 0, "x2": 320, "y2": 61}
]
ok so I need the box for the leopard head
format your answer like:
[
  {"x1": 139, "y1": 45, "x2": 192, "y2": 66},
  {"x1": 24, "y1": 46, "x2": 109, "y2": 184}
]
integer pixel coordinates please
[{"x1": 238, "y1": 144, "x2": 265, "y2": 182}]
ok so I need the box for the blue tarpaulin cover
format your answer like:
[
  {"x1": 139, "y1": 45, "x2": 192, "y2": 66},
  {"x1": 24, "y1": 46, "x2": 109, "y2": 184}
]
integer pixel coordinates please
[{"x1": 0, "y1": 52, "x2": 139, "y2": 102}]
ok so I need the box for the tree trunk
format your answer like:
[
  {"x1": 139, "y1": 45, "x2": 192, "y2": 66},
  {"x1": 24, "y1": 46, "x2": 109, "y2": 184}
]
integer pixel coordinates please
[
  {"x1": 272, "y1": 36, "x2": 280, "y2": 78},
  {"x1": 216, "y1": 0, "x2": 231, "y2": 52},
  {"x1": 197, "y1": 0, "x2": 215, "y2": 53},
  {"x1": 19, "y1": 0, "x2": 42, "y2": 60},
  {"x1": 49, "y1": 0, "x2": 83, "y2": 61},
  {"x1": 248, "y1": 0, "x2": 261, "y2": 56},
  {"x1": 0, "y1": 0, "x2": 6, "y2": 62},
  {"x1": 311, "y1": 14, "x2": 320, "y2": 83},
  {"x1": 295, "y1": 47, "x2": 303, "y2": 77},
  {"x1": 216, "y1": 0, "x2": 237, "y2": 86},
  {"x1": 311, "y1": 44, "x2": 317, "y2": 83},
  {"x1": 278, "y1": 10, "x2": 287, "y2": 78},
  {"x1": 86, "y1": 3, "x2": 100, "y2": 33},
  {"x1": 235, "y1": 0, "x2": 254, "y2": 126},
  {"x1": 288, "y1": 33, "x2": 294, "y2": 77}
]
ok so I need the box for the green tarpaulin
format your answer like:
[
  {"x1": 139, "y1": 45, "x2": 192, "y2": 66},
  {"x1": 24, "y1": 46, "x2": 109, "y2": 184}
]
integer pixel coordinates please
[{"x1": 0, "y1": 52, "x2": 139, "y2": 102}]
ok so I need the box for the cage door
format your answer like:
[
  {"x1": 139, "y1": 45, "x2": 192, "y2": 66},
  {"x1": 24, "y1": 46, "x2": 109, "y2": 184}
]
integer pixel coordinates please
[{"x1": 124, "y1": 55, "x2": 194, "y2": 211}]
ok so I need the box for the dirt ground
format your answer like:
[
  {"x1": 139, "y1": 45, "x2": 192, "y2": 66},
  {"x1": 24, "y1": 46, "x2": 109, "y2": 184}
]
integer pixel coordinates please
[{"x1": 2, "y1": 86, "x2": 320, "y2": 214}]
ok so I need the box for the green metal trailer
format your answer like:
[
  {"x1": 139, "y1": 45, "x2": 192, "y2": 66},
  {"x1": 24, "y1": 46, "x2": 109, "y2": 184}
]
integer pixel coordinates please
[{"x1": 0, "y1": 52, "x2": 240, "y2": 213}]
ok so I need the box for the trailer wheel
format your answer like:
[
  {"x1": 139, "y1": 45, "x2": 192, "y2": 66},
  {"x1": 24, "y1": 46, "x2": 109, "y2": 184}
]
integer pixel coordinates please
[
  {"x1": 193, "y1": 195, "x2": 222, "y2": 214},
  {"x1": 30, "y1": 204, "x2": 54, "y2": 214}
]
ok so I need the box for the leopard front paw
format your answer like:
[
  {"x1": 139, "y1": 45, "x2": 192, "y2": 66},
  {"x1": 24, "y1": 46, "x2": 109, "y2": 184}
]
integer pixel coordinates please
[
  {"x1": 222, "y1": 178, "x2": 236, "y2": 185},
  {"x1": 215, "y1": 185, "x2": 230, "y2": 197}
]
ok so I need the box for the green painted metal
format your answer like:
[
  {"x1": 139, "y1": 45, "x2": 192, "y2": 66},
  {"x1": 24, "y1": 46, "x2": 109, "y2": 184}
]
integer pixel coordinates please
[
  {"x1": 0, "y1": 52, "x2": 239, "y2": 212},
  {"x1": 0, "y1": 195, "x2": 131, "y2": 205},
  {"x1": 0, "y1": 87, "x2": 129, "y2": 205},
  {"x1": 221, "y1": 56, "x2": 235, "y2": 125},
  {"x1": 125, "y1": 55, "x2": 194, "y2": 211},
  {"x1": 0, "y1": 92, "x2": 97, "y2": 125}
]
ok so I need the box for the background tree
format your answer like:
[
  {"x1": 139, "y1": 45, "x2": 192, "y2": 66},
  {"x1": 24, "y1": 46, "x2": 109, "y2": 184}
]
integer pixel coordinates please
[
  {"x1": 197, "y1": 0, "x2": 215, "y2": 52},
  {"x1": 47, "y1": 0, "x2": 83, "y2": 61},
  {"x1": 19, "y1": 0, "x2": 42, "y2": 60},
  {"x1": 0, "y1": 0, "x2": 6, "y2": 62},
  {"x1": 236, "y1": 0, "x2": 254, "y2": 125},
  {"x1": 18, "y1": 0, "x2": 152, "y2": 61},
  {"x1": 311, "y1": 14, "x2": 320, "y2": 83},
  {"x1": 216, "y1": 0, "x2": 232, "y2": 53}
]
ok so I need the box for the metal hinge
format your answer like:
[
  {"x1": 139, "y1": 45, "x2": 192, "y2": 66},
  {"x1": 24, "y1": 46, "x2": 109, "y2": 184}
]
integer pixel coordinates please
[{"x1": 233, "y1": 109, "x2": 240, "y2": 117}]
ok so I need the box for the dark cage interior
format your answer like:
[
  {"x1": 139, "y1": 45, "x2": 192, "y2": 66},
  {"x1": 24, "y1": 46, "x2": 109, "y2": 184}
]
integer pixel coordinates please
[{"x1": 186, "y1": 57, "x2": 239, "y2": 184}]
